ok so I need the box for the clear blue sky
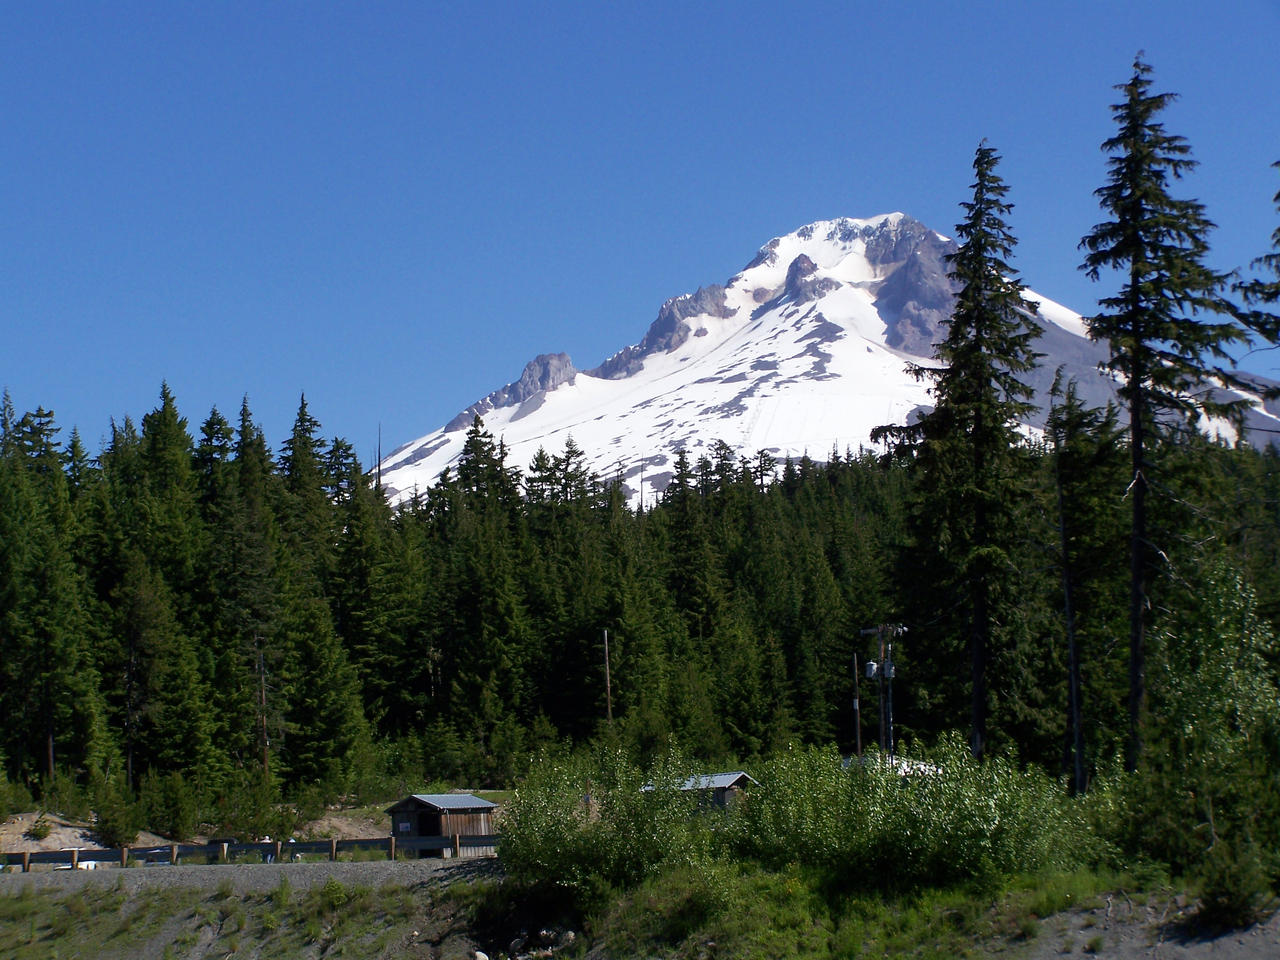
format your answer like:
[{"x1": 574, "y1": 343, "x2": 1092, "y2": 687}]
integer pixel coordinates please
[{"x1": 5, "y1": 1, "x2": 1279, "y2": 464}]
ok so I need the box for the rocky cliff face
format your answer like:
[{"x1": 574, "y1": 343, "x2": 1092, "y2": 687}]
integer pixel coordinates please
[
  {"x1": 590, "y1": 285, "x2": 737, "y2": 380},
  {"x1": 443, "y1": 353, "x2": 579, "y2": 432}
]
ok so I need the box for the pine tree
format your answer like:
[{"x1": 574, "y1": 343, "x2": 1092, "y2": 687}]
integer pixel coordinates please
[
  {"x1": 0, "y1": 403, "x2": 105, "y2": 780},
  {"x1": 1078, "y1": 56, "x2": 1268, "y2": 770},
  {"x1": 1235, "y1": 161, "x2": 1280, "y2": 335},
  {"x1": 873, "y1": 143, "x2": 1042, "y2": 759},
  {"x1": 1046, "y1": 374, "x2": 1127, "y2": 790}
]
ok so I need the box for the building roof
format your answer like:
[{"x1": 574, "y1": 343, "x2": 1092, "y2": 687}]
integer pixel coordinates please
[
  {"x1": 642, "y1": 771, "x2": 758, "y2": 792},
  {"x1": 385, "y1": 793, "x2": 497, "y2": 814},
  {"x1": 678, "y1": 771, "x2": 757, "y2": 791}
]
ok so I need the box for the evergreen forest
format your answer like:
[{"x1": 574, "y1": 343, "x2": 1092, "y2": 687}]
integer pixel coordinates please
[{"x1": 3, "y1": 58, "x2": 1280, "y2": 902}]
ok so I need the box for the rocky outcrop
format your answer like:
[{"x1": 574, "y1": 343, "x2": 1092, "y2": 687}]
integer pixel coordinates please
[
  {"x1": 445, "y1": 353, "x2": 578, "y2": 431},
  {"x1": 783, "y1": 254, "x2": 841, "y2": 304},
  {"x1": 873, "y1": 232, "x2": 959, "y2": 355},
  {"x1": 589, "y1": 285, "x2": 736, "y2": 380}
]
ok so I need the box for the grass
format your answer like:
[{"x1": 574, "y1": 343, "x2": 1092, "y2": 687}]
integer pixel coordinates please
[
  {"x1": 0, "y1": 872, "x2": 434, "y2": 960},
  {"x1": 0, "y1": 859, "x2": 1181, "y2": 960},
  {"x1": 477, "y1": 862, "x2": 1156, "y2": 960}
]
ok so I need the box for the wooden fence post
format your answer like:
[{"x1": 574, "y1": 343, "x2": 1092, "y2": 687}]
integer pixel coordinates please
[
  {"x1": 388, "y1": 836, "x2": 396, "y2": 861},
  {"x1": 329, "y1": 838, "x2": 337, "y2": 862},
  {"x1": 170, "y1": 844, "x2": 178, "y2": 866},
  {"x1": 21, "y1": 852, "x2": 30, "y2": 873},
  {"x1": 219, "y1": 842, "x2": 228, "y2": 864},
  {"x1": 273, "y1": 840, "x2": 282, "y2": 864},
  {"x1": 453, "y1": 833, "x2": 461, "y2": 858},
  {"x1": 121, "y1": 846, "x2": 129, "y2": 868},
  {"x1": 70, "y1": 849, "x2": 79, "y2": 870}
]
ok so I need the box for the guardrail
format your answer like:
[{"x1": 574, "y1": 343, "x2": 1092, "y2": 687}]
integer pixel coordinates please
[{"x1": 1, "y1": 834, "x2": 498, "y2": 873}]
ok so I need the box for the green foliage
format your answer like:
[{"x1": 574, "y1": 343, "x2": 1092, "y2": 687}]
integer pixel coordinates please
[
  {"x1": 599, "y1": 862, "x2": 832, "y2": 958},
  {"x1": 0, "y1": 773, "x2": 32, "y2": 820},
  {"x1": 1194, "y1": 838, "x2": 1274, "y2": 929},
  {"x1": 139, "y1": 769, "x2": 203, "y2": 841},
  {"x1": 39, "y1": 770, "x2": 91, "y2": 821},
  {"x1": 1108, "y1": 566, "x2": 1280, "y2": 879},
  {"x1": 92, "y1": 770, "x2": 142, "y2": 848},
  {"x1": 726, "y1": 738, "x2": 1099, "y2": 892},
  {"x1": 500, "y1": 747, "x2": 706, "y2": 900},
  {"x1": 212, "y1": 766, "x2": 286, "y2": 840}
]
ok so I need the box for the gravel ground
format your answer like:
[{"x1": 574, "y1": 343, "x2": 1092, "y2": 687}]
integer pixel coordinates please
[
  {"x1": 0, "y1": 854, "x2": 501, "y2": 898},
  {"x1": 1016, "y1": 892, "x2": 1280, "y2": 960}
]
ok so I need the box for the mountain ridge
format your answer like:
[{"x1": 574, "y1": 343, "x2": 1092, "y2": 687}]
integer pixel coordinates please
[{"x1": 381, "y1": 213, "x2": 1280, "y2": 503}]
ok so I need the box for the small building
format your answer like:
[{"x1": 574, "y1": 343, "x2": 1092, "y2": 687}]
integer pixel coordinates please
[
  {"x1": 644, "y1": 771, "x2": 758, "y2": 809},
  {"x1": 386, "y1": 794, "x2": 497, "y2": 859}
]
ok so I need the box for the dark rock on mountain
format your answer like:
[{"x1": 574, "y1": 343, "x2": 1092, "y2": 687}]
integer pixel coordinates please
[
  {"x1": 590, "y1": 285, "x2": 736, "y2": 380},
  {"x1": 444, "y1": 353, "x2": 579, "y2": 432}
]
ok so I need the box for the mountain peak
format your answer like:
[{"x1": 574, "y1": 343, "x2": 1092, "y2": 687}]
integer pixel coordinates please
[{"x1": 380, "y1": 213, "x2": 1280, "y2": 504}]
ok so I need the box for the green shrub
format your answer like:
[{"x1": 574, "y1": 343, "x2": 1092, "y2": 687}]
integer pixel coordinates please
[
  {"x1": 0, "y1": 773, "x2": 33, "y2": 820},
  {"x1": 1115, "y1": 568, "x2": 1280, "y2": 874},
  {"x1": 40, "y1": 770, "x2": 91, "y2": 821},
  {"x1": 24, "y1": 815, "x2": 52, "y2": 841},
  {"x1": 92, "y1": 771, "x2": 141, "y2": 848},
  {"x1": 212, "y1": 767, "x2": 285, "y2": 840},
  {"x1": 500, "y1": 747, "x2": 707, "y2": 898},
  {"x1": 140, "y1": 770, "x2": 202, "y2": 841},
  {"x1": 1194, "y1": 839, "x2": 1274, "y2": 929},
  {"x1": 724, "y1": 736, "x2": 1097, "y2": 892}
]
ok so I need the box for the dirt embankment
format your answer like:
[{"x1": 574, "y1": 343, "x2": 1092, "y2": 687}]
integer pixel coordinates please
[{"x1": 0, "y1": 811, "x2": 169, "y2": 854}]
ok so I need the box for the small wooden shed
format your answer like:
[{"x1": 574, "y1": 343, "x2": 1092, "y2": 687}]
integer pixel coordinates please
[
  {"x1": 386, "y1": 794, "x2": 497, "y2": 859},
  {"x1": 643, "y1": 771, "x2": 757, "y2": 809},
  {"x1": 678, "y1": 771, "x2": 757, "y2": 808}
]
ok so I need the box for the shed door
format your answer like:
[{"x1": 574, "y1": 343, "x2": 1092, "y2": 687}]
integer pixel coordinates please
[{"x1": 418, "y1": 812, "x2": 442, "y2": 836}]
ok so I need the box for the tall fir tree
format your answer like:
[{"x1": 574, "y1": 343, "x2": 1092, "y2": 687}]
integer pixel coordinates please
[
  {"x1": 1046, "y1": 374, "x2": 1127, "y2": 790},
  {"x1": 1078, "y1": 56, "x2": 1269, "y2": 770},
  {"x1": 873, "y1": 143, "x2": 1042, "y2": 759},
  {"x1": 1234, "y1": 161, "x2": 1280, "y2": 338}
]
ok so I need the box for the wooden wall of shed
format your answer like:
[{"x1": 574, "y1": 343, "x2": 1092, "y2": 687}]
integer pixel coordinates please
[
  {"x1": 440, "y1": 811, "x2": 493, "y2": 836},
  {"x1": 440, "y1": 811, "x2": 495, "y2": 859}
]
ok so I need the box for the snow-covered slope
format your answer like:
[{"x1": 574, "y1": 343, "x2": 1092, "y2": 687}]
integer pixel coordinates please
[{"x1": 380, "y1": 213, "x2": 1280, "y2": 504}]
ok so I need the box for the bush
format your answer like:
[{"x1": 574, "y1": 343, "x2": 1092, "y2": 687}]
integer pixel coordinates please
[
  {"x1": 40, "y1": 770, "x2": 91, "y2": 821},
  {"x1": 92, "y1": 772, "x2": 141, "y2": 848},
  {"x1": 1195, "y1": 839, "x2": 1274, "y2": 929},
  {"x1": 723, "y1": 736, "x2": 1098, "y2": 892},
  {"x1": 140, "y1": 770, "x2": 202, "y2": 841},
  {"x1": 0, "y1": 773, "x2": 32, "y2": 820},
  {"x1": 500, "y1": 747, "x2": 708, "y2": 899},
  {"x1": 212, "y1": 767, "x2": 285, "y2": 840},
  {"x1": 1118, "y1": 568, "x2": 1280, "y2": 873}
]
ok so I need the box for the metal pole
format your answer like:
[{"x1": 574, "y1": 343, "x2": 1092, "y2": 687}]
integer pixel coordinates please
[
  {"x1": 886, "y1": 640, "x2": 895, "y2": 763},
  {"x1": 879, "y1": 627, "x2": 886, "y2": 757},
  {"x1": 853, "y1": 653, "x2": 862, "y2": 757}
]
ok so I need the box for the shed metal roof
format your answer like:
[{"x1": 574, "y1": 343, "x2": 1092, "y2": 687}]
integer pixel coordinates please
[
  {"x1": 385, "y1": 793, "x2": 497, "y2": 814},
  {"x1": 642, "y1": 771, "x2": 758, "y2": 792},
  {"x1": 678, "y1": 771, "x2": 757, "y2": 791}
]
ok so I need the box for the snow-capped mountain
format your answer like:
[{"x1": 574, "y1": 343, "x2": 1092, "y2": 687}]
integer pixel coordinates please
[{"x1": 380, "y1": 213, "x2": 1280, "y2": 504}]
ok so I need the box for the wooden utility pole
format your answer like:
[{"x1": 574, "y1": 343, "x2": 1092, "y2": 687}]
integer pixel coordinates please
[
  {"x1": 603, "y1": 629, "x2": 613, "y2": 725},
  {"x1": 256, "y1": 638, "x2": 270, "y2": 778}
]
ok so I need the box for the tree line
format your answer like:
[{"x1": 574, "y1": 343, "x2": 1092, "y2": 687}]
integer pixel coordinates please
[{"x1": 1, "y1": 56, "x2": 1279, "y2": 845}]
